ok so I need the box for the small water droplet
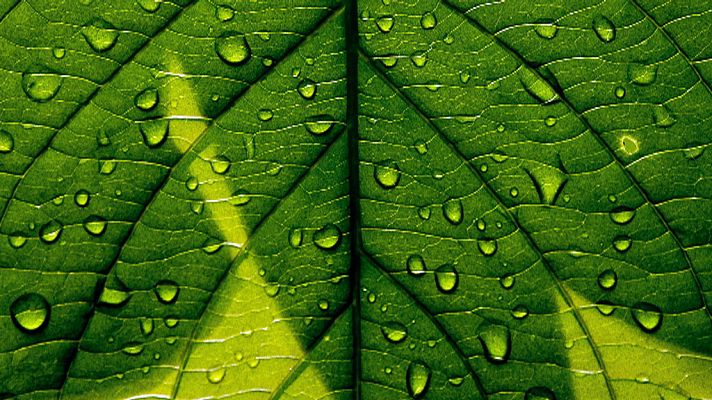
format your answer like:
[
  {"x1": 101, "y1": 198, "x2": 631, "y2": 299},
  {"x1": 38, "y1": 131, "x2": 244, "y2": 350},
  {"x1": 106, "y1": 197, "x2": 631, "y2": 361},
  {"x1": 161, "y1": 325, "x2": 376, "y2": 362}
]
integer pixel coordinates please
[
  {"x1": 592, "y1": 16, "x2": 616, "y2": 43},
  {"x1": 519, "y1": 67, "x2": 559, "y2": 104},
  {"x1": 406, "y1": 255, "x2": 426, "y2": 277},
  {"x1": 610, "y1": 207, "x2": 635, "y2": 225},
  {"x1": 74, "y1": 190, "x2": 91, "y2": 207},
  {"x1": 52, "y1": 47, "x2": 66, "y2": 59},
  {"x1": 81, "y1": 18, "x2": 119, "y2": 52},
  {"x1": 374, "y1": 160, "x2": 401, "y2": 189},
  {"x1": 228, "y1": 189, "x2": 250, "y2": 206},
  {"x1": 510, "y1": 187, "x2": 519, "y2": 197},
  {"x1": 122, "y1": 342, "x2": 144, "y2": 356},
  {"x1": 139, "y1": 119, "x2": 169, "y2": 148},
  {"x1": 191, "y1": 201, "x2": 204, "y2": 215},
  {"x1": 459, "y1": 71, "x2": 470, "y2": 84},
  {"x1": 0, "y1": 130, "x2": 14, "y2": 153},
  {"x1": 525, "y1": 386, "x2": 556, "y2": 400},
  {"x1": 410, "y1": 51, "x2": 427, "y2": 68},
  {"x1": 139, "y1": 318, "x2": 154, "y2": 336},
  {"x1": 135, "y1": 88, "x2": 159, "y2": 111},
  {"x1": 381, "y1": 321, "x2": 408, "y2": 343},
  {"x1": 534, "y1": 21, "x2": 558, "y2": 39},
  {"x1": 597, "y1": 269, "x2": 617, "y2": 290},
  {"x1": 511, "y1": 304, "x2": 529, "y2": 319},
  {"x1": 39, "y1": 221, "x2": 62, "y2": 244},
  {"x1": 313, "y1": 223, "x2": 341, "y2": 250},
  {"x1": 418, "y1": 206, "x2": 431, "y2": 220},
  {"x1": 376, "y1": 16, "x2": 394, "y2": 33},
  {"x1": 613, "y1": 236, "x2": 632, "y2": 253},
  {"x1": 136, "y1": 0, "x2": 160, "y2": 12},
  {"x1": 215, "y1": 32, "x2": 251, "y2": 65},
  {"x1": 435, "y1": 264, "x2": 458, "y2": 293},
  {"x1": 318, "y1": 299, "x2": 330, "y2": 311},
  {"x1": 257, "y1": 109, "x2": 273, "y2": 121},
  {"x1": 596, "y1": 301, "x2": 616, "y2": 316},
  {"x1": 22, "y1": 68, "x2": 63, "y2": 102},
  {"x1": 654, "y1": 104, "x2": 676, "y2": 128},
  {"x1": 185, "y1": 176, "x2": 199, "y2": 191},
  {"x1": 615, "y1": 86, "x2": 626, "y2": 99},
  {"x1": 479, "y1": 324, "x2": 511, "y2": 364},
  {"x1": 406, "y1": 361, "x2": 431, "y2": 398},
  {"x1": 500, "y1": 273, "x2": 515, "y2": 289},
  {"x1": 442, "y1": 198, "x2": 463, "y2": 225},
  {"x1": 83, "y1": 215, "x2": 107, "y2": 236},
  {"x1": 628, "y1": 63, "x2": 657, "y2": 86},
  {"x1": 264, "y1": 283, "x2": 280, "y2": 297},
  {"x1": 215, "y1": 5, "x2": 235, "y2": 21},
  {"x1": 305, "y1": 115, "x2": 335, "y2": 135},
  {"x1": 154, "y1": 280, "x2": 179, "y2": 304},
  {"x1": 10, "y1": 293, "x2": 50, "y2": 333},
  {"x1": 632, "y1": 302, "x2": 662, "y2": 333},
  {"x1": 478, "y1": 239, "x2": 497, "y2": 256},
  {"x1": 380, "y1": 55, "x2": 398, "y2": 68},
  {"x1": 207, "y1": 367, "x2": 226, "y2": 384},
  {"x1": 420, "y1": 12, "x2": 436, "y2": 29},
  {"x1": 367, "y1": 293, "x2": 377, "y2": 303},
  {"x1": 297, "y1": 79, "x2": 317, "y2": 99},
  {"x1": 211, "y1": 155, "x2": 231, "y2": 174},
  {"x1": 98, "y1": 287, "x2": 130, "y2": 307},
  {"x1": 289, "y1": 228, "x2": 303, "y2": 248}
]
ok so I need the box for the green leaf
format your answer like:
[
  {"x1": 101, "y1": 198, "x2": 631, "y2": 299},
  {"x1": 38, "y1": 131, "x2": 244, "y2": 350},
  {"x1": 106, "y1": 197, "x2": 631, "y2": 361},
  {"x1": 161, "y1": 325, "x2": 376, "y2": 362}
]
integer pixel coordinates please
[{"x1": 0, "y1": 0, "x2": 710, "y2": 399}]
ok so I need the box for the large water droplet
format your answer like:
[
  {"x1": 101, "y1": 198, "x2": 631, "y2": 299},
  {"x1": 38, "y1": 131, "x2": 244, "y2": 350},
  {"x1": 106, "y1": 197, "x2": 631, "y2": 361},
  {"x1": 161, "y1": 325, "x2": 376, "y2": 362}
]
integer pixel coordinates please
[
  {"x1": 477, "y1": 239, "x2": 497, "y2": 257},
  {"x1": 22, "y1": 68, "x2": 62, "y2": 102},
  {"x1": 82, "y1": 18, "x2": 119, "y2": 52},
  {"x1": 0, "y1": 130, "x2": 14, "y2": 153},
  {"x1": 381, "y1": 321, "x2": 408, "y2": 343},
  {"x1": 376, "y1": 16, "x2": 394, "y2": 33},
  {"x1": 500, "y1": 273, "x2": 515, "y2": 289},
  {"x1": 84, "y1": 215, "x2": 107, "y2": 236},
  {"x1": 135, "y1": 88, "x2": 159, "y2": 111},
  {"x1": 406, "y1": 255, "x2": 426, "y2": 277},
  {"x1": 215, "y1": 32, "x2": 251, "y2": 65},
  {"x1": 442, "y1": 198, "x2": 463, "y2": 225},
  {"x1": 211, "y1": 155, "x2": 231, "y2": 174},
  {"x1": 215, "y1": 5, "x2": 235, "y2": 21},
  {"x1": 297, "y1": 79, "x2": 317, "y2": 99},
  {"x1": 313, "y1": 223, "x2": 341, "y2": 250},
  {"x1": 534, "y1": 21, "x2": 558, "y2": 39},
  {"x1": 8, "y1": 234, "x2": 27, "y2": 249},
  {"x1": 228, "y1": 189, "x2": 250, "y2": 206},
  {"x1": 305, "y1": 115, "x2": 335, "y2": 136},
  {"x1": 628, "y1": 63, "x2": 657, "y2": 86},
  {"x1": 610, "y1": 207, "x2": 635, "y2": 225},
  {"x1": 74, "y1": 189, "x2": 91, "y2": 207},
  {"x1": 39, "y1": 221, "x2": 62, "y2": 244},
  {"x1": 406, "y1": 361, "x2": 431, "y2": 398},
  {"x1": 525, "y1": 387, "x2": 556, "y2": 400},
  {"x1": 529, "y1": 167, "x2": 568, "y2": 204},
  {"x1": 420, "y1": 12, "x2": 436, "y2": 30},
  {"x1": 207, "y1": 367, "x2": 226, "y2": 384},
  {"x1": 592, "y1": 16, "x2": 616, "y2": 43},
  {"x1": 374, "y1": 160, "x2": 401, "y2": 189},
  {"x1": 613, "y1": 236, "x2": 632, "y2": 253},
  {"x1": 479, "y1": 324, "x2": 511, "y2": 364},
  {"x1": 410, "y1": 51, "x2": 427, "y2": 68},
  {"x1": 10, "y1": 293, "x2": 50, "y2": 333},
  {"x1": 154, "y1": 280, "x2": 179, "y2": 304},
  {"x1": 139, "y1": 120, "x2": 169, "y2": 148},
  {"x1": 632, "y1": 302, "x2": 662, "y2": 333},
  {"x1": 597, "y1": 269, "x2": 617, "y2": 290},
  {"x1": 435, "y1": 264, "x2": 458, "y2": 293},
  {"x1": 137, "y1": 0, "x2": 160, "y2": 13}
]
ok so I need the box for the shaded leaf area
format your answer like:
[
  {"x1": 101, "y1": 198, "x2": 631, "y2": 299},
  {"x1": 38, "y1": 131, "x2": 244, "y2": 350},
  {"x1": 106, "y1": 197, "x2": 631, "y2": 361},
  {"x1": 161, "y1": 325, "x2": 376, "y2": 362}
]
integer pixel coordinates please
[
  {"x1": 358, "y1": 0, "x2": 711, "y2": 399},
  {"x1": 0, "y1": 0, "x2": 345, "y2": 397}
]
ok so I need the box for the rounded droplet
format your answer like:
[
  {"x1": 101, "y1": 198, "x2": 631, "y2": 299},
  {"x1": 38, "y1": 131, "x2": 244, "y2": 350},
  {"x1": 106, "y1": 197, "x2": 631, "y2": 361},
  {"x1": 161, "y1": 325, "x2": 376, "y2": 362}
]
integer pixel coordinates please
[
  {"x1": 215, "y1": 32, "x2": 251, "y2": 65},
  {"x1": 628, "y1": 63, "x2": 657, "y2": 86},
  {"x1": 289, "y1": 228, "x2": 303, "y2": 248},
  {"x1": 418, "y1": 206, "x2": 431, "y2": 220},
  {"x1": 202, "y1": 238, "x2": 223, "y2": 254},
  {"x1": 264, "y1": 283, "x2": 280, "y2": 297},
  {"x1": 435, "y1": 264, "x2": 458, "y2": 293},
  {"x1": 185, "y1": 176, "x2": 199, "y2": 192},
  {"x1": 615, "y1": 86, "x2": 626, "y2": 99},
  {"x1": 211, "y1": 155, "x2": 231, "y2": 174},
  {"x1": 610, "y1": 207, "x2": 635, "y2": 225},
  {"x1": 511, "y1": 305, "x2": 529, "y2": 319},
  {"x1": 534, "y1": 21, "x2": 558, "y2": 39},
  {"x1": 154, "y1": 280, "x2": 179, "y2": 304},
  {"x1": 381, "y1": 321, "x2": 408, "y2": 343},
  {"x1": 613, "y1": 236, "x2": 632, "y2": 253},
  {"x1": 410, "y1": 51, "x2": 427, "y2": 68},
  {"x1": 98, "y1": 287, "x2": 130, "y2": 307},
  {"x1": 597, "y1": 269, "x2": 617, "y2": 290},
  {"x1": 420, "y1": 12, "x2": 436, "y2": 30},
  {"x1": 525, "y1": 387, "x2": 556, "y2": 400},
  {"x1": 305, "y1": 115, "x2": 335, "y2": 136},
  {"x1": 139, "y1": 120, "x2": 169, "y2": 148},
  {"x1": 0, "y1": 130, "x2": 14, "y2": 153},
  {"x1": 406, "y1": 361, "x2": 431, "y2": 398},
  {"x1": 459, "y1": 71, "x2": 470, "y2": 83},
  {"x1": 313, "y1": 223, "x2": 341, "y2": 250},
  {"x1": 376, "y1": 16, "x2": 394, "y2": 33},
  {"x1": 318, "y1": 299, "x2": 330, "y2": 311},
  {"x1": 478, "y1": 239, "x2": 497, "y2": 256},
  {"x1": 139, "y1": 318, "x2": 154, "y2": 336},
  {"x1": 228, "y1": 189, "x2": 250, "y2": 206},
  {"x1": 8, "y1": 234, "x2": 27, "y2": 249},
  {"x1": 297, "y1": 79, "x2": 317, "y2": 99},
  {"x1": 632, "y1": 302, "x2": 662, "y2": 333},
  {"x1": 258, "y1": 109, "x2": 273, "y2": 121},
  {"x1": 500, "y1": 273, "x2": 515, "y2": 289},
  {"x1": 479, "y1": 324, "x2": 511, "y2": 364},
  {"x1": 406, "y1": 255, "x2": 426, "y2": 277},
  {"x1": 137, "y1": 0, "x2": 161, "y2": 12},
  {"x1": 596, "y1": 301, "x2": 616, "y2": 316},
  {"x1": 83, "y1": 215, "x2": 107, "y2": 236},
  {"x1": 39, "y1": 221, "x2": 62, "y2": 244},
  {"x1": 442, "y1": 198, "x2": 463, "y2": 225},
  {"x1": 544, "y1": 116, "x2": 557, "y2": 127},
  {"x1": 52, "y1": 47, "x2": 66, "y2": 59},
  {"x1": 74, "y1": 190, "x2": 91, "y2": 207},
  {"x1": 135, "y1": 88, "x2": 159, "y2": 111},
  {"x1": 22, "y1": 68, "x2": 62, "y2": 102},
  {"x1": 374, "y1": 160, "x2": 401, "y2": 189},
  {"x1": 207, "y1": 367, "x2": 226, "y2": 384},
  {"x1": 81, "y1": 18, "x2": 119, "y2": 52},
  {"x1": 10, "y1": 293, "x2": 50, "y2": 333},
  {"x1": 215, "y1": 5, "x2": 235, "y2": 21},
  {"x1": 122, "y1": 342, "x2": 144, "y2": 356},
  {"x1": 380, "y1": 55, "x2": 398, "y2": 68},
  {"x1": 592, "y1": 16, "x2": 616, "y2": 43}
]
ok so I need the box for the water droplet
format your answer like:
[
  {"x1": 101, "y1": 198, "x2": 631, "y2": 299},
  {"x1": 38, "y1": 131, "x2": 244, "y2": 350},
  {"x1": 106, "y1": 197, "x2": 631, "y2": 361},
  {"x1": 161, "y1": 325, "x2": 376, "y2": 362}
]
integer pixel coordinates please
[
  {"x1": 418, "y1": 206, "x2": 431, "y2": 220},
  {"x1": 288, "y1": 228, "x2": 303, "y2": 248},
  {"x1": 615, "y1": 86, "x2": 626, "y2": 99},
  {"x1": 420, "y1": 12, "x2": 436, "y2": 29},
  {"x1": 367, "y1": 293, "x2": 377, "y2": 303},
  {"x1": 305, "y1": 115, "x2": 335, "y2": 135},
  {"x1": 139, "y1": 119, "x2": 169, "y2": 148},
  {"x1": 191, "y1": 201, "x2": 204, "y2": 215},
  {"x1": 264, "y1": 283, "x2": 280, "y2": 297},
  {"x1": 185, "y1": 176, "x2": 199, "y2": 192},
  {"x1": 139, "y1": 318, "x2": 154, "y2": 336},
  {"x1": 592, "y1": 16, "x2": 616, "y2": 43},
  {"x1": 654, "y1": 104, "x2": 676, "y2": 128},
  {"x1": 381, "y1": 321, "x2": 408, "y2": 343},
  {"x1": 621, "y1": 135, "x2": 639, "y2": 155},
  {"x1": 318, "y1": 299, "x2": 330, "y2": 311},
  {"x1": 10, "y1": 293, "x2": 50, "y2": 333},
  {"x1": 257, "y1": 109, "x2": 273, "y2": 121},
  {"x1": 500, "y1": 273, "x2": 515, "y2": 289},
  {"x1": 380, "y1": 55, "x2": 398, "y2": 68},
  {"x1": 22, "y1": 68, "x2": 62, "y2": 102},
  {"x1": 609, "y1": 207, "x2": 635, "y2": 225},
  {"x1": 83, "y1": 215, "x2": 107, "y2": 236},
  {"x1": 684, "y1": 146, "x2": 705, "y2": 160},
  {"x1": 211, "y1": 155, "x2": 231, "y2": 174},
  {"x1": 135, "y1": 88, "x2": 158, "y2": 111},
  {"x1": 525, "y1": 386, "x2": 556, "y2": 400},
  {"x1": 215, "y1": 32, "x2": 251, "y2": 65},
  {"x1": 137, "y1": 0, "x2": 160, "y2": 12},
  {"x1": 629, "y1": 63, "x2": 657, "y2": 86},
  {"x1": 374, "y1": 160, "x2": 401, "y2": 189},
  {"x1": 519, "y1": 68, "x2": 559, "y2": 104},
  {"x1": 406, "y1": 255, "x2": 426, "y2": 277},
  {"x1": 597, "y1": 269, "x2": 617, "y2": 290},
  {"x1": 534, "y1": 21, "x2": 558, "y2": 39},
  {"x1": 154, "y1": 280, "x2": 179, "y2": 304},
  {"x1": 459, "y1": 71, "x2": 470, "y2": 84},
  {"x1": 511, "y1": 304, "x2": 529, "y2": 319},
  {"x1": 81, "y1": 18, "x2": 119, "y2": 52},
  {"x1": 0, "y1": 130, "x2": 14, "y2": 153},
  {"x1": 613, "y1": 236, "x2": 632, "y2": 253},
  {"x1": 596, "y1": 301, "x2": 616, "y2": 316},
  {"x1": 479, "y1": 324, "x2": 511, "y2": 364},
  {"x1": 98, "y1": 287, "x2": 130, "y2": 307},
  {"x1": 510, "y1": 187, "x2": 519, "y2": 197},
  {"x1": 207, "y1": 367, "x2": 226, "y2": 384},
  {"x1": 476, "y1": 219, "x2": 486, "y2": 231},
  {"x1": 52, "y1": 47, "x2": 66, "y2": 59},
  {"x1": 435, "y1": 264, "x2": 458, "y2": 293},
  {"x1": 122, "y1": 342, "x2": 144, "y2": 356},
  {"x1": 478, "y1": 239, "x2": 497, "y2": 256},
  {"x1": 545, "y1": 116, "x2": 557, "y2": 127},
  {"x1": 313, "y1": 223, "x2": 341, "y2": 250},
  {"x1": 632, "y1": 302, "x2": 662, "y2": 333},
  {"x1": 297, "y1": 79, "x2": 317, "y2": 99},
  {"x1": 529, "y1": 167, "x2": 568, "y2": 204},
  {"x1": 215, "y1": 5, "x2": 234, "y2": 21},
  {"x1": 410, "y1": 51, "x2": 427, "y2": 68},
  {"x1": 73, "y1": 190, "x2": 91, "y2": 207},
  {"x1": 376, "y1": 16, "x2": 394, "y2": 33},
  {"x1": 39, "y1": 221, "x2": 62, "y2": 244},
  {"x1": 448, "y1": 376, "x2": 464, "y2": 386},
  {"x1": 442, "y1": 198, "x2": 463, "y2": 225},
  {"x1": 406, "y1": 361, "x2": 431, "y2": 398},
  {"x1": 8, "y1": 234, "x2": 27, "y2": 249},
  {"x1": 228, "y1": 189, "x2": 250, "y2": 206}
]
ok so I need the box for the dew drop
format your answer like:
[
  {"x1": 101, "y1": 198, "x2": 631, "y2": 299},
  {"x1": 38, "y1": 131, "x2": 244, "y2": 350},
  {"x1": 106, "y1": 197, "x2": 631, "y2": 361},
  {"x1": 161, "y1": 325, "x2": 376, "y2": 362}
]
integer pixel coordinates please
[
  {"x1": 318, "y1": 299, "x2": 330, "y2": 311},
  {"x1": 544, "y1": 116, "x2": 557, "y2": 127},
  {"x1": 632, "y1": 302, "x2": 662, "y2": 333},
  {"x1": 135, "y1": 88, "x2": 159, "y2": 111},
  {"x1": 376, "y1": 16, "x2": 394, "y2": 33},
  {"x1": 139, "y1": 119, "x2": 169, "y2": 148},
  {"x1": 8, "y1": 234, "x2": 27, "y2": 249},
  {"x1": 654, "y1": 104, "x2": 676, "y2": 128},
  {"x1": 137, "y1": 0, "x2": 160, "y2": 12},
  {"x1": 525, "y1": 386, "x2": 556, "y2": 400},
  {"x1": 98, "y1": 287, "x2": 130, "y2": 307},
  {"x1": 610, "y1": 207, "x2": 635, "y2": 225},
  {"x1": 615, "y1": 86, "x2": 626, "y2": 99},
  {"x1": 477, "y1": 239, "x2": 497, "y2": 257},
  {"x1": 597, "y1": 269, "x2": 617, "y2": 290},
  {"x1": 511, "y1": 305, "x2": 529, "y2": 319},
  {"x1": 435, "y1": 264, "x2": 458, "y2": 293},
  {"x1": 420, "y1": 12, "x2": 436, "y2": 29},
  {"x1": 81, "y1": 18, "x2": 119, "y2": 52},
  {"x1": 139, "y1": 318, "x2": 154, "y2": 336},
  {"x1": 289, "y1": 228, "x2": 303, "y2": 248},
  {"x1": 519, "y1": 68, "x2": 559, "y2": 104},
  {"x1": 202, "y1": 237, "x2": 223, "y2": 254},
  {"x1": 52, "y1": 47, "x2": 66, "y2": 59},
  {"x1": 374, "y1": 160, "x2": 401, "y2": 189},
  {"x1": 305, "y1": 115, "x2": 335, "y2": 135},
  {"x1": 380, "y1": 55, "x2": 398, "y2": 68},
  {"x1": 442, "y1": 198, "x2": 463, "y2": 225},
  {"x1": 10, "y1": 293, "x2": 50, "y2": 333},
  {"x1": 215, "y1": 32, "x2": 251, "y2": 65},
  {"x1": 22, "y1": 68, "x2": 63, "y2": 102},
  {"x1": 257, "y1": 109, "x2": 273, "y2": 121},
  {"x1": 596, "y1": 301, "x2": 616, "y2": 316},
  {"x1": 406, "y1": 255, "x2": 426, "y2": 277},
  {"x1": 313, "y1": 223, "x2": 341, "y2": 250},
  {"x1": 207, "y1": 367, "x2": 226, "y2": 384},
  {"x1": 74, "y1": 190, "x2": 91, "y2": 207},
  {"x1": 297, "y1": 79, "x2": 317, "y2": 99},
  {"x1": 410, "y1": 51, "x2": 427, "y2": 68},
  {"x1": 185, "y1": 176, "x2": 199, "y2": 191},
  {"x1": 39, "y1": 221, "x2": 62, "y2": 244},
  {"x1": 215, "y1": 5, "x2": 235, "y2": 21},
  {"x1": 122, "y1": 342, "x2": 144, "y2": 356},
  {"x1": 83, "y1": 215, "x2": 107, "y2": 236},
  {"x1": 406, "y1": 361, "x2": 431, "y2": 398},
  {"x1": 211, "y1": 155, "x2": 231, "y2": 174},
  {"x1": 414, "y1": 141, "x2": 428, "y2": 155},
  {"x1": 592, "y1": 16, "x2": 616, "y2": 43},
  {"x1": 264, "y1": 283, "x2": 280, "y2": 297},
  {"x1": 0, "y1": 130, "x2": 14, "y2": 153},
  {"x1": 417, "y1": 206, "x2": 431, "y2": 220},
  {"x1": 381, "y1": 321, "x2": 408, "y2": 343},
  {"x1": 534, "y1": 21, "x2": 558, "y2": 39},
  {"x1": 500, "y1": 273, "x2": 515, "y2": 289},
  {"x1": 613, "y1": 236, "x2": 632, "y2": 253},
  {"x1": 479, "y1": 324, "x2": 511, "y2": 364},
  {"x1": 154, "y1": 280, "x2": 179, "y2": 304},
  {"x1": 228, "y1": 189, "x2": 250, "y2": 206},
  {"x1": 628, "y1": 63, "x2": 657, "y2": 86}
]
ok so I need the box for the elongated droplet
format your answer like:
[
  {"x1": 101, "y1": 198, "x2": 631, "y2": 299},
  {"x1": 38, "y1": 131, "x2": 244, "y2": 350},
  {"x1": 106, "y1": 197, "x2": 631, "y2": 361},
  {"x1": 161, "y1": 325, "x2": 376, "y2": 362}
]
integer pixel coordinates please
[
  {"x1": 374, "y1": 160, "x2": 401, "y2": 189},
  {"x1": 592, "y1": 16, "x2": 616, "y2": 43},
  {"x1": 406, "y1": 255, "x2": 426, "y2": 277},
  {"x1": 98, "y1": 287, "x2": 130, "y2": 307},
  {"x1": 22, "y1": 68, "x2": 62, "y2": 102},
  {"x1": 479, "y1": 324, "x2": 511, "y2": 364},
  {"x1": 519, "y1": 68, "x2": 559, "y2": 104},
  {"x1": 632, "y1": 302, "x2": 662, "y2": 333},
  {"x1": 139, "y1": 318, "x2": 154, "y2": 335},
  {"x1": 305, "y1": 115, "x2": 335, "y2": 136},
  {"x1": 211, "y1": 155, "x2": 231, "y2": 174},
  {"x1": 228, "y1": 189, "x2": 250, "y2": 206},
  {"x1": 215, "y1": 32, "x2": 251, "y2": 65},
  {"x1": 39, "y1": 221, "x2": 62, "y2": 244},
  {"x1": 139, "y1": 120, "x2": 169, "y2": 148},
  {"x1": 297, "y1": 79, "x2": 317, "y2": 99},
  {"x1": 313, "y1": 223, "x2": 341, "y2": 250},
  {"x1": 628, "y1": 64, "x2": 657, "y2": 86},
  {"x1": 82, "y1": 18, "x2": 119, "y2": 52},
  {"x1": 0, "y1": 130, "x2": 14, "y2": 153},
  {"x1": 442, "y1": 198, "x2": 463, "y2": 225},
  {"x1": 406, "y1": 361, "x2": 431, "y2": 398},
  {"x1": 154, "y1": 280, "x2": 179, "y2": 304},
  {"x1": 10, "y1": 293, "x2": 50, "y2": 333},
  {"x1": 122, "y1": 342, "x2": 144, "y2": 356},
  {"x1": 610, "y1": 207, "x2": 635, "y2": 224},
  {"x1": 529, "y1": 167, "x2": 568, "y2": 204},
  {"x1": 525, "y1": 387, "x2": 556, "y2": 400},
  {"x1": 207, "y1": 367, "x2": 226, "y2": 384},
  {"x1": 435, "y1": 264, "x2": 458, "y2": 293},
  {"x1": 135, "y1": 88, "x2": 158, "y2": 111},
  {"x1": 597, "y1": 269, "x2": 617, "y2": 290},
  {"x1": 288, "y1": 228, "x2": 303, "y2": 248},
  {"x1": 477, "y1": 239, "x2": 497, "y2": 256},
  {"x1": 381, "y1": 321, "x2": 408, "y2": 343},
  {"x1": 84, "y1": 215, "x2": 107, "y2": 236},
  {"x1": 511, "y1": 305, "x2": 529, "y2": 319}
]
